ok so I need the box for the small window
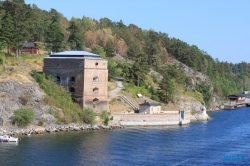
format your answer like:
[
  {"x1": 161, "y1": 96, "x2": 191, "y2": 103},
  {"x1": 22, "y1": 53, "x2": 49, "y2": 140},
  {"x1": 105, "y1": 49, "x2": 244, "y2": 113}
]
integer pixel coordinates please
[
  {"x1": 93, "y1": 76, "x2": 99, "y2": 83},
  {"x1": 95, "y1": 62, "x2": 98, "y2": 66},
  {"x1": 68, "y1": 76, "x2": 76, "y2": 83},
  {"x1": 93, "y1": 98, "x2": 99, "y2": 108},
  {"x1": 69, "y1": 87, "x2": 75, "y2": 94},
  {"x1": 93, "y1": 87, "x2": 99, "y2": 94}
]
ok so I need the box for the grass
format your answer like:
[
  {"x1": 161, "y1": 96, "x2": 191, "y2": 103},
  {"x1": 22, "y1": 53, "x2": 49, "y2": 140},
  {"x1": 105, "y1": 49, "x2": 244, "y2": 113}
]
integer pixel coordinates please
[{"x1": 32, "y1": 70, "x2": 96, "y2": 124}]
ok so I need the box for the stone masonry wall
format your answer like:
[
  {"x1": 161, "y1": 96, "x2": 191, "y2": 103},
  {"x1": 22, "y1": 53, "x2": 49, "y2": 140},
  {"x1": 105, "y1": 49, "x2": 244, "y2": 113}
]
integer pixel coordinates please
[
  {"x1": 83, "y1": 59, "x2": 108, "y2": 112},
  {"x1": 43, "y1": 58, "x2": 109, "y2": 112}
]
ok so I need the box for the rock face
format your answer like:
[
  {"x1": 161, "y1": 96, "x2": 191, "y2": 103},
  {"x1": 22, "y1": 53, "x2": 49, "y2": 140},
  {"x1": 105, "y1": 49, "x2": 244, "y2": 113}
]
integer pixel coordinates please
[
  {"x1": 0, "y1": 80, "x2": 56, "y2": 126},
  {"x1": 169, "y1": 58, "x2": 212, "y2": 88}
]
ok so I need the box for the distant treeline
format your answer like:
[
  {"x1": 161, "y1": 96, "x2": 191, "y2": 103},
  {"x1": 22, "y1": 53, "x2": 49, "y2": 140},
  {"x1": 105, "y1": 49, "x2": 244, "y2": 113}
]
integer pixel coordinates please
[{"x1": 1, "y1": 0, "x2": 250, "y2": 104}]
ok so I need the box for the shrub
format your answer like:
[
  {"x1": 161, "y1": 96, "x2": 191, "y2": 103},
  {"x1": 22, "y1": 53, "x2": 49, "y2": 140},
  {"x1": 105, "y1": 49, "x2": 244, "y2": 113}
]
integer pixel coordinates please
[
  {"x1": 80, "y1": 108, "x2": 96, "y2": 125},
  {"x1": 13, "y1": 108, "x2": 35, "y2": 127},
  {"x1": 19, "y1": 92, "x2": 31, "y2": 105},
  {"x1": 100, "y1": 111, "x2": 110, "y2": 126},
  {"x1": 0, "y1": 57, "x2": 4, "y2": 65}
]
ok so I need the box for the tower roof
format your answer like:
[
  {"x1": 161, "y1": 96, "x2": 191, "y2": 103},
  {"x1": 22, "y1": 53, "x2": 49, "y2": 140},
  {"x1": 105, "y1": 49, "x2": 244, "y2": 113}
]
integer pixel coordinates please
[{"x1": 48, "y1": 50, "x2": 103, "y2": 59}]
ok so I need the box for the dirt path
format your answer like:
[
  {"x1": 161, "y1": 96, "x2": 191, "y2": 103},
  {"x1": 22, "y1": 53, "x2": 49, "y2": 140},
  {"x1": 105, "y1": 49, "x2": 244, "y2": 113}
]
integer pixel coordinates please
[{"x1": 108, "y1": 78, "x2": 123, "y2": 101}]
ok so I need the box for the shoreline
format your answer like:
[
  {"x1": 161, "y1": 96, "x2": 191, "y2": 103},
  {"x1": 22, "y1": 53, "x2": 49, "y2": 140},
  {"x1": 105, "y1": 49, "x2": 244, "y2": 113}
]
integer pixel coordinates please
[{"x1": 0, "y1": 123, "x2": 123, "y2": 138}]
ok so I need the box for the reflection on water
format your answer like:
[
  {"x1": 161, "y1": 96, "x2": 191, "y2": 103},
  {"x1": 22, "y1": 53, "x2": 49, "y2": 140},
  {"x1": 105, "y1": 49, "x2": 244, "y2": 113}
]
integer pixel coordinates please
[{"x1": 0, "y1": 108, "x2": 250, "y2": 165}]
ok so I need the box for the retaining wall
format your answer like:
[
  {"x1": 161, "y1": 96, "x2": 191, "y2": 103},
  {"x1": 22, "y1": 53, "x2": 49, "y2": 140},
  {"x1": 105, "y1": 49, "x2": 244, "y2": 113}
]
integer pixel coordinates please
[{"x1": 113, "y1": 111, "x2": 190, "y2": 126}]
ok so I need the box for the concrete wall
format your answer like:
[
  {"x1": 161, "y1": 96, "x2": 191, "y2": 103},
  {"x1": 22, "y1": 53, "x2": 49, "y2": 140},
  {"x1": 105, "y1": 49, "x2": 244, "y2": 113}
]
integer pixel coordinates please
[{"x1": 113, "y1": 111, "x2": 190, "y2": 126}]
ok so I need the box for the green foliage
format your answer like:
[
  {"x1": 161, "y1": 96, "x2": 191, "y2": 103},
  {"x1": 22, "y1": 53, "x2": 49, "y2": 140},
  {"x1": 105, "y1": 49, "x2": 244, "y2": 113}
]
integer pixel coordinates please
[
  {"x1": 80, "y1": 108, "x2": 96, "y2": 125},
  {"x1": 13, "y1": 108, "x2": 35, "y2": 127},
  {"x1": 185, "y1": 90, "x2": 204, "y2": 103},
  {"x1": 105, "y1": 40, "x2": 115, "y2": 57},
  {"x1": 45, "y1": 9, "x2": 64, "y2": 52},
  {"x1": 91, "y1": 45, "x2": 106, "y2": 58},
  {"x1": 123, "y1": 81, "x2": 153, "y2": 99},
  {"x1": 108, "y1": 59, "x2": 116, "y2": 80},
  {"x1": 196, "y1": 82, "x2": 212, "y2": 105},
  {"x1": 67, "y1": 20, "x2": 84, "y2": 50},
  {"x1": 1, "y1": 1, "x2": 250, "y2": 105},
  {"x1": 100, "y1": 111, "x2": 110, "y2": 126},
  {"x1": 159, "y1": 74, "x2": 177, "y2": 103},
  {"x1": 0, "y1": 12, "x2": 15, "y2": 55},
  {"x1": 19, "y1": 92, "x2": 31, "y2": 105},
  {"x1": 0, "y1": 57, "x2": 4, "y2": 66},
  {"x1": 32, "y1": 70, "x2": 95, "y2": 124}
]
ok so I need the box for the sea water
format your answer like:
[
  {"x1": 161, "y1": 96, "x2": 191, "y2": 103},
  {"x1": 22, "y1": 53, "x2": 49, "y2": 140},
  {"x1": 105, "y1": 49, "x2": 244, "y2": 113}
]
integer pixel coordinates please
[{"x1": 1, "y1": 107, "x2": 250, "y2": 166}]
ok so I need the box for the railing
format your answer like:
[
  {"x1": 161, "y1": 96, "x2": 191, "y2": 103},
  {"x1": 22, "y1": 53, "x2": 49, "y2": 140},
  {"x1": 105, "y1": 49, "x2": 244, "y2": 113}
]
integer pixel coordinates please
[{"x1": 120, "y1": 96, "x2": 138, "y2": 110}]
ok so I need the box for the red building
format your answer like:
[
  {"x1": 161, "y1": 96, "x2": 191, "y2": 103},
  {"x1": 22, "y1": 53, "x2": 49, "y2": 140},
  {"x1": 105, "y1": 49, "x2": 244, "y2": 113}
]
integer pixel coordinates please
[
  {"x1": 20, "y1": 42, "x2": 39, "y2": 54},
  {"x1": 227, "y1": 94, "x2": 245, "y2": 104}
]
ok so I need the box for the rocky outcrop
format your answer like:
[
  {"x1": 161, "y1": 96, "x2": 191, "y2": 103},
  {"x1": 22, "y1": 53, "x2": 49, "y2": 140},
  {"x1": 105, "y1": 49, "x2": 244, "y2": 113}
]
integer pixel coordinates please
[
  {"x1": 168, "y1": 58, "x2": 212, "y2": 88},
  {"x1": 190, "y1": 113, "x2": 210, "y2": 122},
  {"x1": 0, "y1": 79, "x2": 56, "y2": 126},
  {"x1": 0, "y1": 123, "x2": 123, "y2": 136}
]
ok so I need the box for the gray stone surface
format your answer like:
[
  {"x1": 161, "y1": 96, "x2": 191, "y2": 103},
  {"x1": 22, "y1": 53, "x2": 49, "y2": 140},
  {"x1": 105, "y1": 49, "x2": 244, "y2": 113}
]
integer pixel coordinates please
[{"x1": 0, "y1": 80, "x2": 54, "y2": 126}]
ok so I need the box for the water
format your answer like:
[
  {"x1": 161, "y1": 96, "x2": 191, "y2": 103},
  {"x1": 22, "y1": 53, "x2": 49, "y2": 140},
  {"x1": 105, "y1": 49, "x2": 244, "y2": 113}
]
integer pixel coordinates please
[{"x1": 1, "y1": 108, "x2": 250, "y2": 166}]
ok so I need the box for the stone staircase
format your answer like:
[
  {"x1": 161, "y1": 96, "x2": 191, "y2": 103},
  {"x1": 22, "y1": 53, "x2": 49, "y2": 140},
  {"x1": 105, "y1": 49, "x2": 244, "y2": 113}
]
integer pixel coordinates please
[{"x1": 120, "y1": 96, "x2": 139, "y2": 110}]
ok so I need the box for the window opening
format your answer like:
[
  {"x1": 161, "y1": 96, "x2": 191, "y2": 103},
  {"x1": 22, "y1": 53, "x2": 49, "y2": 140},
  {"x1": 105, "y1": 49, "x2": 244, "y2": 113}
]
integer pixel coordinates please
[
  {"x1": 69, "y1": 87, "x2": 75, "y2": 94},
  {"x1": 93, "y1": 76, "x2": 99, "y2": 83}
]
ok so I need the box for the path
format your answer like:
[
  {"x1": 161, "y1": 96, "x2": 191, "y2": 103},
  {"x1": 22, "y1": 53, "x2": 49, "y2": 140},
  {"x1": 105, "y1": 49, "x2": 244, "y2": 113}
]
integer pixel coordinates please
[{"x1": 108, "y1": 78, "x2": 123, "y2": 101}]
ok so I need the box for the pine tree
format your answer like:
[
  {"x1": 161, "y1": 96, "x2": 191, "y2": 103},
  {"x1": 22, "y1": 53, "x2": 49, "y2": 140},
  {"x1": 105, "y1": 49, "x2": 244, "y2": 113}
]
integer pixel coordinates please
[
  {"x1": 0, "y1": 12, "x2": 15, "y2": 55},
  {"x1": 45, "y1": 9, "x2": 64, "y2": 52},
  {"x1": 67, "y1": 20, "x2": 84, "y2": 50}
]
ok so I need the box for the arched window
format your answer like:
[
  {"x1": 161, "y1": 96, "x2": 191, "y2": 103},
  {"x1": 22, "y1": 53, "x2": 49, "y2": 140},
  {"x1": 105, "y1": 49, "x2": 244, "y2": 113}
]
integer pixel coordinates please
[
  {"x1": 68, "y1": 76, "x2": 76, "y2": 83},
  {"x1": 93, "y1": 98, "x2": 99, "y2": 108},
  {"x1": 53, "y1": 76, "x2": 61, "y2": 84},
  {"x1": 93, "y1": 76, "x2": 99, "y2": 83},
  {"x1": 69, "y1": 87, "x2": 75, "y2": 94},
  {"x1": 93, "y1": 87, "x2": 99, "y2": 95}
]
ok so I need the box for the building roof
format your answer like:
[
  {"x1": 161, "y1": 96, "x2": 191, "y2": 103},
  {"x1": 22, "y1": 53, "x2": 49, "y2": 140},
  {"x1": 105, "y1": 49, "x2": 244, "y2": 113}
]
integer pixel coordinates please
[
  {"x1": 50, "y1": 51, "x2": 99, "y2": 57},
  {"x1": 21, "y1": 42, "x2": 36, "y2": 48},
  {"x1": 47, "y1": 50, "x2": 104, "y2": 60},
  {"x1": 227, "y1": 94, "x2": 246, "y2": 99},
  {"x1": 139, "y1": 102, "x2": 161, "y2": 106}
]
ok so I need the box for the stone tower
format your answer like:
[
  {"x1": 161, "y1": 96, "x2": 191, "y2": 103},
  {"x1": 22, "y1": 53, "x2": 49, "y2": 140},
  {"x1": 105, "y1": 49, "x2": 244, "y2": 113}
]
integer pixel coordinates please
[{"x1": 43, "y1": 51, "x2": 108, "y2": 112}]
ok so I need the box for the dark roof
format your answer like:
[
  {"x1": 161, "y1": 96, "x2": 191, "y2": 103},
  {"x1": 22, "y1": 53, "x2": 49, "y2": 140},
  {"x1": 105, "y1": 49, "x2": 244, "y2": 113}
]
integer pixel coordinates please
[
  {"x1": 227, "y1": 94, "x2": 245, "y2": 98},
  {"x1": 139, "y1": 102, "x2": 160, "y2": 106},
  {"x1": 21, "y1": 42, "x2": 36, "y2": 48}
]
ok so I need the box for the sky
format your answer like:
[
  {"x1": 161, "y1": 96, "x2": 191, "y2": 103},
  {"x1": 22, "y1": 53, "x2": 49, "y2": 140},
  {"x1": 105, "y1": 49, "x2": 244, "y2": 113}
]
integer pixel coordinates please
[{"x1": 25, "y1": 0, "x2": 250, "y2": 64}]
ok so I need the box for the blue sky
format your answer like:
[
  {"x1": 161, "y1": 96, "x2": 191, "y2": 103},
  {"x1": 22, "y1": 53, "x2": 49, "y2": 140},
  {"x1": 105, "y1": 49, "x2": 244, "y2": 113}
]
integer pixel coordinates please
[{"x1": 25, "y1": 0, "x2": 250, "y2": 64}]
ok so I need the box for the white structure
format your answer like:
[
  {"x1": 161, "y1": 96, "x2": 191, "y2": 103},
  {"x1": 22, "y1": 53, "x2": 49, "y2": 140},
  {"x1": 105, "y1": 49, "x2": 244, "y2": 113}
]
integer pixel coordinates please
[
  {"x1": 201, "y1": 106, "x2": 207, "y2": 116},
  {"x1": 139, "y1": 101, "x2": 161, "y2": 114}
]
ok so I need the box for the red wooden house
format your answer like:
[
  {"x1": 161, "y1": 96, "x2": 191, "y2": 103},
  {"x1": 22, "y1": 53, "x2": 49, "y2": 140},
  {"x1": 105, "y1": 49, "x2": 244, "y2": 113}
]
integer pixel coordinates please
[
  {"x1": 20, "y1": 42, "x2": 39, "y2": 54},
  {"x1": 11, "y1": 42, "x2": 40, "y2": 55},
  {"x1": 227, "y1": 94, "x2": 246, "y2": 104}
]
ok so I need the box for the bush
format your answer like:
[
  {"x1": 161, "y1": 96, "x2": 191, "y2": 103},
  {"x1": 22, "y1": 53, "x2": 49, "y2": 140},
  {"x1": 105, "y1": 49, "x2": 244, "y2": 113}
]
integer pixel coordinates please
[
  {"x1": 0, "y1": 57, "x2": 4, "y2": 65},
  {"x1": 13, "y1": 108, "x2": 35, "y2": 127},
  {"x1": 100, "y1": 111, "x2": 110, "y2": 126},
  {"x1": 80, "y1": 108, "x2": 96, "y2": 125}
]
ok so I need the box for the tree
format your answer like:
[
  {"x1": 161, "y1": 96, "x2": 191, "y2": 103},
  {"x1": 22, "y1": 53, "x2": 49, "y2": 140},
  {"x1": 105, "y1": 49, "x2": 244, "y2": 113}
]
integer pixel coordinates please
[
  {"x1": 159, "y1": 74, "x2": 177, "y2": 103},
  {"x1": 0, "y1": 12, "x2": 15, "y2": 54},
  {"x1": 13, "y1": 108, "x2": 35, "y2": 127},
  {"x1": 3, "y1": 0, "x2": 32, "y2": 56},
  {"x1": 67, "y1": 19, "x2": 84, "y2": 50},
  {"x1": 91, "y1": 45, "x2": 106, "y2": 57},
  {"x1": 196, "y1": 82, "x2": 212, "y2": 105},
  {"x1": 105, "y1": 40, "x2": 115, "y2": 57},
  {"x1": 45, "y1": 9, "x2": 64, "y2": 52}
]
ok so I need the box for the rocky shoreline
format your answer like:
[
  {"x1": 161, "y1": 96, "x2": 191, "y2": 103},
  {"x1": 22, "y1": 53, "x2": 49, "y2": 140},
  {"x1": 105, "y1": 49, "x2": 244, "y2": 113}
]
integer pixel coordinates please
[{"x1": 0, "y1": 123, "x2": 123, "y2": 137}]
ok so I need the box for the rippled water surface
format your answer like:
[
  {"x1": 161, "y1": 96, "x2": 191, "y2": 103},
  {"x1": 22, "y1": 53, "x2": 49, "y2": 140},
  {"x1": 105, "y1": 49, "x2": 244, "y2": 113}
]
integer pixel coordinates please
[{"x1": 1, "y1": 108, "x2": 250, "y2": 165}]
